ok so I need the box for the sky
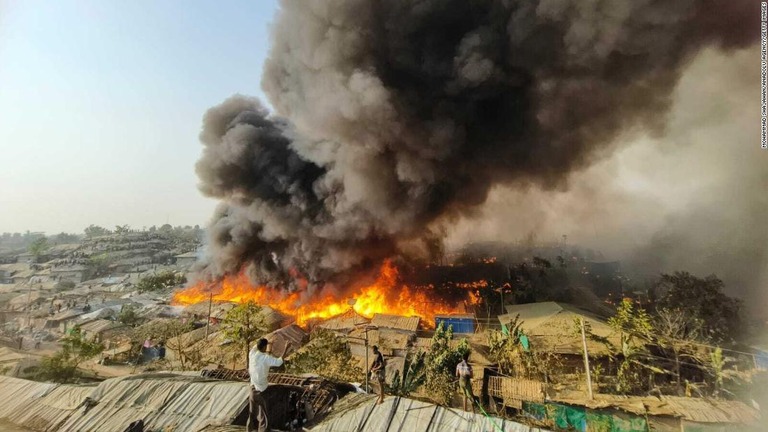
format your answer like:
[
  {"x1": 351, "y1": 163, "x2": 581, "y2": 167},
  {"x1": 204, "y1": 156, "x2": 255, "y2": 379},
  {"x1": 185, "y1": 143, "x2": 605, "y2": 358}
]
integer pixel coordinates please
[{"x1": 0, "y1": 0, "x2": 279, "y2": 234}]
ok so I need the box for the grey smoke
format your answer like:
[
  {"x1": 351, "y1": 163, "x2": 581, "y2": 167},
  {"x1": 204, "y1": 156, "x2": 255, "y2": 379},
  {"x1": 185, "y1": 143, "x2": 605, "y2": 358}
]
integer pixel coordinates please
[
  {"x1": 448, "y1": 48, "x2": 767, "y2": 315},
  {"x1": 195, "y1": 0, "x2": 758, "y2": 292}
]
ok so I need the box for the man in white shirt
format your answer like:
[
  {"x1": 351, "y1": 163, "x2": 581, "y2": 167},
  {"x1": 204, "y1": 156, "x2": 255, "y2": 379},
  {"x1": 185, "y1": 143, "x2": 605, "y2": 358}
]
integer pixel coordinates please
[{"x1": 247, "y1": 338, "x2": 290, "y2": 432}]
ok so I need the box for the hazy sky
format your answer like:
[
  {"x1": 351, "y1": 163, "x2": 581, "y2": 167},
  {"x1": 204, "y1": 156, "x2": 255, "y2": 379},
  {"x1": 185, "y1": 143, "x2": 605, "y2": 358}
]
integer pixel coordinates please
[{"x1": 0, "y1": 0, "x2": 279, "y2": 234}]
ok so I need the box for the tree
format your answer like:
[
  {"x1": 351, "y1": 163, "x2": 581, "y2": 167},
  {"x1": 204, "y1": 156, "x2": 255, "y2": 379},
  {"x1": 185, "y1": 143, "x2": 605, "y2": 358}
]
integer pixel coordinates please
[
  {"x1": 654, "y1": 272, "x2": 741, "y2": 343},
  {"x1": 35, "y1": 325, "x2": 103, "y2": 383},
  {"x1": 118, "y1": 304, "x2": 142, "y2": 327},
  {"x1": 286, "y1": 328, "x2": 364, "y2": 383},
  {"x1": 28, "y1": 237, "x2": 49, "y2": 260},
  {"x1": 55, "y1": 280, "x2": 76, "y2": 291},
  {"x1": 390, "y1": 351, "x2": 427, "y2": 397},
  {"x1": 54, "y1": 232, "x2": 79, "y2": 243},
  {"x1": 136, "y1": 271, "x2": 186, "y2": 292},
  {"x1": 84, "y1": 224, "x2": 111, "y2": 238},
  {"x1": 607, "y1": 298, "x2": 653, "y2": 393},
  {"x1": 487, "y1": 314, "x2": 524, "y2": 376},
  {"x1": 114, "y1": 224, "x2": 131, "y2": 235},
  {"x1": 221, "y1": 301, "x2": 268, "y2": 365},
  {"x1": 88, "y1": 253, "x2": 115, "y2": 277},
  {"x1": 654, "y1": 308, "x2": 707, "y2": 395},
  {"x1": 423, "y1": 322, "x2": 470, "y2": 405}
]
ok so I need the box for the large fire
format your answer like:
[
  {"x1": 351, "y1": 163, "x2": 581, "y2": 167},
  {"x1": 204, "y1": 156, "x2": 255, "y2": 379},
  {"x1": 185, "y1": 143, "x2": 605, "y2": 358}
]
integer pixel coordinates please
[{"x1": 172, "y1": 260, "x2": 481, "y2": 327}]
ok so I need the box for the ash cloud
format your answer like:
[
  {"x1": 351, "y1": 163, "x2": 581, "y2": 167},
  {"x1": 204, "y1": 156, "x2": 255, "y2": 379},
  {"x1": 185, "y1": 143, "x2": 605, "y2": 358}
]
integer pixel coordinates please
[{"x1": 196, "y1": 1, "x2": 758, "y2": 290}]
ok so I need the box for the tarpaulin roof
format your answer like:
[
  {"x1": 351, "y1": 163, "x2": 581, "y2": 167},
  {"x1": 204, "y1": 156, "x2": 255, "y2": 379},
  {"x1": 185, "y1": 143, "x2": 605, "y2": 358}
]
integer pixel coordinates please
[
  {"x1": 56, "y1": 374, "x2": 249, "y2": 432},
  {"x1": 308, "y1": 393, "x2": 549, "y2": 432},
  {"x1": 0, "y1": 373, "x2": 249, "y2": 432},
  {"x1": 0, "y1": 375, "x2": 94, "y2": 431}
]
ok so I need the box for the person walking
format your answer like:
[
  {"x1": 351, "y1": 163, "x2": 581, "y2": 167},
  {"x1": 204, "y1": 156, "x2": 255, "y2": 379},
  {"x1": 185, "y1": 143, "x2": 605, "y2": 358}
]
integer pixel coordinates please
[
  {"x1": 456, "y1": 352, "x2": 475, "y2": 413},
  {"x1": 248, "y1": 338, "x2": 291, "y2": 432},
  {"x1": 370, "y1": 345, "x2": 386, "y2": 405}
]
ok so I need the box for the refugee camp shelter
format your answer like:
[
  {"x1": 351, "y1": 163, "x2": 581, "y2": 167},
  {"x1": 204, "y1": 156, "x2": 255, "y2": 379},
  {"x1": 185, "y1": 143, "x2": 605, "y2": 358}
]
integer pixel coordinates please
[
  {"x1": 315, "y1": 309, "x2": 370, "y2": 332},
  {"x1": 498, "y1": 302, "x2": 620, "y2": 356},
  {"x1": 308, "y1": 393, "x2": 547, "y2": 432},
  {"x1": 0, "y1": 372, "x2": 361, "y2": 431}
]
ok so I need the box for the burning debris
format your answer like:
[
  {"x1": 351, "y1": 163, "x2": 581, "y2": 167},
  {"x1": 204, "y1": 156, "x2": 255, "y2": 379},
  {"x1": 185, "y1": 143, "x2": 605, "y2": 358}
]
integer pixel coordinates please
[{"x1": 183, "y1": 1, "x2": 758, "y2": 319}]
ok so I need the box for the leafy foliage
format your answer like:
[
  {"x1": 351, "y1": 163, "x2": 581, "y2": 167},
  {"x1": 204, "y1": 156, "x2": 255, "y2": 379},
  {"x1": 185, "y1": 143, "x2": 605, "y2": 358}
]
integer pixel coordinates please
[
  {"x1": 487, "y1": 314, "x2": 524, "y2": 376},
  {"x1": 88, "y1": 253, "x2": 115, "y2": 277},
  {"x1": 84, "y1": 224, "x2": 111, "y2": 238},
  {"x1": 54, "y1": 232, "x2": 80, "y2": 243},
  {"x1": 221, "y1": 301, "x2": 267, "y2": 365},
  {"x1": 654, "y1": 272, "x2": 741, "y2": 343},
  {"x1": 35, "y1": 326, "x2": 103, "y2": 383},
  {"x1": 136, "y1": 271, "x2": 186, "y2": 292},
  {"x1": 423, "y1": 322, "x2": 470, "y2": 405},
  {"x1": 489, "y1": 314, "x2": 564, "y2": 382},
  {"x1": 28, "y1": 237, "x2": 49, "y2": 258},
  {"x1": 118, "y1": 304, "x2": 142, "y2": 327},
  {"x1": 285, "y1": 328, "x2": 364, "y2": 382},
  {"x1": 55, "y1": 280, "x2": 76, "y2": 291},
  {"x1": 654, "y1": 307, "x2": 708, "y2": 395},
  {"x1": 607, "y1": 298, "x2": 653, "y2": 393},
  {"x1": 390, "y1": 351, "x2": 427, "y2": 397},
  {"x1": 114, "y1": 224, "x2": 131, "y2": 235}
]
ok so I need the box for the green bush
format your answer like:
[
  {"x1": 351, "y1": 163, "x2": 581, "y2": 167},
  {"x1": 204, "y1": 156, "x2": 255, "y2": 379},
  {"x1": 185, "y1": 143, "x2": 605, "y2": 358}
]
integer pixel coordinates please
[{"x1": 136, "y1": 271, "x2": 186, "y2": 292}]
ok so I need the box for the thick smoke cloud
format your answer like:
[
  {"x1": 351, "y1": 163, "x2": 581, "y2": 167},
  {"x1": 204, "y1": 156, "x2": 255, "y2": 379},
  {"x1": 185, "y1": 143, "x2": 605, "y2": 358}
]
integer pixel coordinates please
[
  {"x1": 448, "y1": 48, "x2": 768, "y2": 315},
  {"x1": 196, "y1": 0, "x2": 758, "y2": 289}
]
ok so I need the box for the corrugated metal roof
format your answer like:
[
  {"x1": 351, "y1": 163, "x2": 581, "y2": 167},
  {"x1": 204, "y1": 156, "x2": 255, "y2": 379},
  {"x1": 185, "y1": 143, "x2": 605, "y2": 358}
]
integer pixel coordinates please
[
  {"x1": 308, "y1": 393, "x2": 549, "y2": 432},
  {"x1": 370, "y1": 314, "x2": 420, "y2": 332}
]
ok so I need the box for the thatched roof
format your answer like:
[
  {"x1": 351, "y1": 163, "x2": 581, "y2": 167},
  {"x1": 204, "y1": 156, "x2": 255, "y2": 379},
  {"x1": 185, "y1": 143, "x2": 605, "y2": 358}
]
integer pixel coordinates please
[
  {"x1": 370, "y1": 314, "x2": 420, "y2": 332},
  {"x1": 499, "y1": 302, "x2": 620, "y2": 355}
]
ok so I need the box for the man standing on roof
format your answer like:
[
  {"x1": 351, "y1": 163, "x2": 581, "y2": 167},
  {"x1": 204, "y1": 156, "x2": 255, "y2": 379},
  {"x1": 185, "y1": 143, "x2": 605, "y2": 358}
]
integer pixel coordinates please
[
  {"x1": 370, "y1": 345, "x2": 386, "y2": 405},
  {"x1": 248, "y1": 338, "x2": 291, "y2": 432},
  {"x1": 456, "y1": 352, "x2": 475, "y2": 413}
]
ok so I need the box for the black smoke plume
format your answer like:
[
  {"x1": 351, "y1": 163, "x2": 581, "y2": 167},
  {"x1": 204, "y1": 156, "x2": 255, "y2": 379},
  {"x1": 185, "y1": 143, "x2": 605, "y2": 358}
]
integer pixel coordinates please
[{"x1": 195, "y1": 0, "x2": 758, "y2": 289}]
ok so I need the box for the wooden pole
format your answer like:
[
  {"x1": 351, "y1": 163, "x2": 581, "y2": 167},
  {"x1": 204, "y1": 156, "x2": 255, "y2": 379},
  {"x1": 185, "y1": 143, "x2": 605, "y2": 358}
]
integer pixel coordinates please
[
  {"x1": 364, "y1": 327, "x2": 369, "y2": 393},
  {"x1": 580, "y1": 318, "x2": 594, "y2": 399},
  {"x1": 205, "y1": 292, "x2": 213, "y2": 338}
]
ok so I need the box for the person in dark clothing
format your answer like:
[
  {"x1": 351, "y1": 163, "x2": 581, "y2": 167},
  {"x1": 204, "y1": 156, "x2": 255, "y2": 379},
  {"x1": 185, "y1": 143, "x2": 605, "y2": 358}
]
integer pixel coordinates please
[
  {"x1": 370, "y1": 345, "x2": 386, "y2": 405},
  {"x1": 157, "y1": 341, "x2": 166, "y2": 360}
]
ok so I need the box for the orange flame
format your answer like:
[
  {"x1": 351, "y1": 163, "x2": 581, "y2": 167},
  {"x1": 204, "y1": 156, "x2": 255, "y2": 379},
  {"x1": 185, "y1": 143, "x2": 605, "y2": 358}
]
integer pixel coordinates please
[{"x1": 172, "y1": 260, "x2": 481, "y2": 327}]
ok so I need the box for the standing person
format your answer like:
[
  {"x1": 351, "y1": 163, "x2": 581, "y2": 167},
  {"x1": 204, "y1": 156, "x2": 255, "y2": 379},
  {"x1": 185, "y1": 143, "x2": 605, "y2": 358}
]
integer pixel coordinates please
[
  {"x1": 370, "y1": 345, "x2": 386, "y2": 405},
  {"x1": 248, "y1": 338, "x2": 291, "y2": 432},
  {"x1": 456, "y1": 352, "x2": 475, "y2": 413}
]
